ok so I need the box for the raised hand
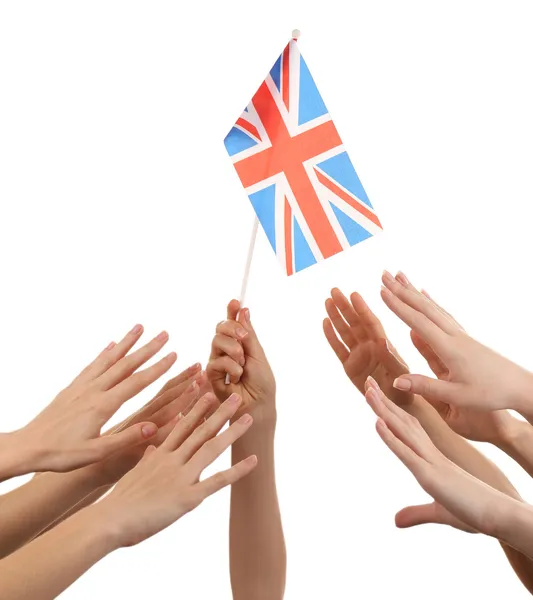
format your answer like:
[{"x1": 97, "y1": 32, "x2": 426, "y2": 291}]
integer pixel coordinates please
[
  {"x1": 207, "y1": 300, "x2": 276, "y2": 424},
  {"x1": 365, "y1": 377, "x2": 524, "y2": 540},
  {"x1": 323, "y1": 288, "x2": 413, "y2": 406},
  {"x1": 95, "y1": 393, "x2": 257, "y2": 548},
  {"x1": 11, "y1": 325, "x2": 177, "y2": 475},
  {"x1": 381, "y1": 270, "x2": 533, "y2": 416}
]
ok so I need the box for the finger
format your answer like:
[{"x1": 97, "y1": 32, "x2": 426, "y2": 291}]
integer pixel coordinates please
[
  {"x1": 383, "y1": 271, "x2": 458, "y2": 335},
  {"x1": 211, "y1": 334, "x2": 246, "y2": 366},
  {"x1": 409, "y1": 331, "x2": 448, "y2": 379},
  {"x1": 215, "y1": 320, "x2": 248, "y2": 343},
  {"x1": 395, "y1": 504, "x2": 477, "y2": 533},
  {"x1": 84, "y1": 421, "x2": 158, "y2": 464},
  {"x1": 154, "y1": 363, "x2": 202, "y2": 398},
  {"x1": 330, "y1": 288, "x2": 364, "y2": 333},
  {"x1": 376, "y1": 338, "x2": 409, "y2": 375},
  {"x1": 349, "y1": 292, "x2": 386, "y2": 341},
  {"x1": 72, "y1": 324, "x2": 145, "y2": 385},
  {"x1": 96, "y1": 331, "x2": 170, "y2": 391},
  {"x1": 162, "y1": 393, "x2": 219, "y2": 451},
  {"x1": 421, "y1": 289, "x2": 464, "y2": 331},
  {"x1": 375, "y1": 419, "x2": 426, "y2": 474},
  {"x1": 206, "y1": 356, "x2": 243, "y2": 385},
  {"x1": 195, "y1": 455, "x2": 258, "y2": 499},
  {"x1": 149, "y1": 380, "x2": 201, "y2": 428},
  {"x1": 393, "y1": 374, "x2": 467, "y2": 406},
  {"x1": 105, "y1": 352, "x2": 178, "y2": 413},
  {"x1": 380, "y1": 285, "x2": 450, "y2": 360},
  {"x1": 237, "y1": 308, "x2": 267, "y2": 360},
  {"x1": 188, "y1": 413, "x2": 254, "y2": 473},
  {"x1": 323, "y1": 318, "x2": 350, "y2": 363},
  {"x1": 227, "y1": 299, "x2": 240, "y2": 321},
  {"x1": 325, "y1": 298, "x2": 354, "y2": 348},
  {"x1": 176, "y1": 393, "x2": 243, "y2": 460}
]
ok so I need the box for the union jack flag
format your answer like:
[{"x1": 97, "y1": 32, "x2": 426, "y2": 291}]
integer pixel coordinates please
[{"x1": 224, "y1": 37, "x2": 383, "y2": 276}]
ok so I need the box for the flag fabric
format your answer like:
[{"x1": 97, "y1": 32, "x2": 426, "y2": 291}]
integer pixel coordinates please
[{"x1": 224, "y1": 37, "x2": 383, "y2": 276}]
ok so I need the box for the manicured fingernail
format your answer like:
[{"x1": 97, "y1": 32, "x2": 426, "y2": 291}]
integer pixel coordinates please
[
  {"x1": 187, "y1": 381, "x2": 198, "y2": 393},
  {"x1": 393, "y1": 377, "x2": 412, "y2": 391},
  {"x1": 395, "y1": 271, "x2": 409, "y2": 287},
  {"x1": 177, "y1": 412, "x2": 183, "y2": 421},
  {"x1": 421, "y1": 289, "x2": 431, "y2": 299},
  {"x1": 156, "y1": 331, "x2": 169, "y2": 342},
  {"x1": 130, "y1": 324, "x2": 142, "y2": 335},
  {"x1": 381, "y1": 285, "x2": 393, "y2": 297},
  {"x1": 189, "y1": 362, "x2": 201, "y2": 372},
  {"x1": 366, "y1": 376, "x2": 380, "y2": 391},
  {"x1": 366, "y1": 387, "x2": 379, "y2": 402},
  {"x1": 244, "y1": 308, "x2": 251, "y2": 323},
  {"x1": 236, "y1": 328, "x2": 248, "y2": 339},
  {"x1": 239, "y1": 414, "x2": 253, "y2": 424},
  {"x1": 246, "y1": 454, "x2": 258, "y2": 465},
  {"x1": 105, "y1": 341, "x2": 116, "y2": 351},
  {"x1": 382, "y1": 270, "x2": 394, "y2": 284},
  {"x1": 229, "y1": 393, "x2": 241, "y2": 404},
  {"x1": 141, "y1": 423, "x2": 158, "y2": 438},
  {"x1": 165, "y1": 351, "x2": 177, "y2": 361}
]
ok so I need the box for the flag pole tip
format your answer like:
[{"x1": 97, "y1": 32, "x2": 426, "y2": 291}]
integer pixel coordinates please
[{"x1": 292, "y1": 29, "x2": 301, "y2": 40}]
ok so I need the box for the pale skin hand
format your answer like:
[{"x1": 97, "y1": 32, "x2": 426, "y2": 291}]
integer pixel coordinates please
[
  {"x1": 365, "y1": 378, "x2": 533, "y2": 560},
  {"x1": 207, "y1": 300, "x2": 276, "y2": 424},
  {"x1": 207, "y1": 301, "x2": 286, "y2": 600},
  {"x1": 0, "y1": 324, "x2": 178, "y2": 477},
  {"x1": 380, "y1": 270, "x2": 533, "y2": 417},
  {"x1": 396, "y1": 272, "x2": 518, "y2": 444},
  {"x1": 0, "y1": 363, "x2": 204, "y2": 559},
  {"x1": 0, "y1": 394, "x2": 257, "y2": 600}
]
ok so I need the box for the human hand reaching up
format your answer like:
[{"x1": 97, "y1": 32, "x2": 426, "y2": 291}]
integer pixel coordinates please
[
  {"x1": 207, "y1": 300, "x2": 276, "y2": 425},
  {"x1": 0, "y1": 325, "x2": 177, "y2": 479},
  {"x1": 323, "y1": 288, "x2": 413, "y2": 406},
  {"x1": 380, "y1": 270, "x2": 533, "y2": 418}
]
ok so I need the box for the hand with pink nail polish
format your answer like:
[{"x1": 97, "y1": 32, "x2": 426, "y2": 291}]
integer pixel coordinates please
[
  {"x1": 365, "y1": 379, "x2": 533, "y2": 559},
  {"x1": 207, "y1": 300, "x2": 276, "y2": 425},
  {"x1": 381, "y1": 270, "x2": 533, "y2": 419},
  {"x1": 323, "y1": 288, "x2": 413, "y2": 406},
  {"x1": 0, "y1": 325, "x2": 179, "y2": 478}
]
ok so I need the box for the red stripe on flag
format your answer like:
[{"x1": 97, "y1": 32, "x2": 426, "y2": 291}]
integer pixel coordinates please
[
  {"x1": 284, "y1": 196, "x2": 293, "y2": 275},
  {"x1": 282, "y1": 45, "x2": 290, "y2": 111},
  {"x1": 236, "y1": 117, "x2": 260, "y2": 142},
  {"x1": 315, "y1": 169, "x2": 383, "y2": 229}
]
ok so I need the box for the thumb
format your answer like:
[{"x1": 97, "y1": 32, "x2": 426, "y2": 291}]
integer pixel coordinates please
[
  {"x1": 392, "y1": 374, "x2": 465, "y2": 405},
  {"x1": 395, "y1": 503, "x2": 439, "y2": 528},
  {"x1": 238, "y1": 308, "x2": 266, "y2": 359},
  {"x1": 88, "y1": 422, "x2": 158, "y2": 462}
]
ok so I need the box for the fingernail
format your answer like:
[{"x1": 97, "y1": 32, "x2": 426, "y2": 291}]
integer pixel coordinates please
[
  {"x1": 130, "y1": 324, "x2": 143, "y2": 335},
  {"x1": 366, "y1": 388, "x2": 379, "y2": 402},
  {"x1": 177, "y1": 412, "x2": 183, "y2": 421},
  {"x1": 165, "y1": 351, "x2": 177, "y2": 361},
  {"x1": 421, "y1": 289, "x2": 431, "y2": 299},
  {"x1": 382, "y1": 270, "x2": 394, "y2": 284},
  {"x1": 141, "y1": 423, "x2": 158, "y2": 438},
  {"x1": 246, "y1": 454, "x2": 258, "y2": 466},
  {"x1": 189, "y1": 362, "x2": 201, "y2": 372},
  {"x1": 236, "y1": 328, "x2": 248, "y2": 339},
  {"x1": 395, "y1": 271, "x2": 409, "y2": 287},
  {"x1": 239, "y1": 414, "x2": 253, "y2": 424},
  {"x1": 105, "y1": 341, "x2": 116, "y2": 351},
  {"x1": 156, "y1": 331, "x2": 169, "y2": 342},
  {"x1": 244, "y1": 308, "x2": 251, "y2": 323},
  {"x1": 239, "y1": 357, "x2": 246, "y2": 367},
  {"x1": 381, "y1": 285, "x2": 393, "y2": 297},
  {"x1": 187, "y1": 381, "x2": 198, "y2": 393},
  {"x1": 366, "y1": 376, "x2": 380, "y2": 391},
  {"x1": 393, "y1": 377, "x2": 412, "y2": 391},
  {"x1": 229, "y1": 393, "x2": 241, "y2": 404}
]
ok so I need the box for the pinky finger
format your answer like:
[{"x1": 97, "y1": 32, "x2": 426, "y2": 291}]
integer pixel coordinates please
[
  {"x1": 195, "y1": 455, "x2": 258, "y2": 498},
  {"x1": 376, "y1": 419, "x2": 425, "y2": 474}
]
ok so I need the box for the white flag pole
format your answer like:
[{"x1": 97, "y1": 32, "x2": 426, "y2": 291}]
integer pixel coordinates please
[{"x1": 225, "y1": 216, "x2": 259, "y2": 384}]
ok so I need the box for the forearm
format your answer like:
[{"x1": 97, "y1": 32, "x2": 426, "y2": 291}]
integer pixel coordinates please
[
  {"x1": 496, "y1": 419, "x2": 533, "y2": 480},
  {"x1": 230, "y1": 418, "x2": 286, "y2": 600},
  {"x1": 0, "y1": 503, "x2": 117, "y2": 600},
  {"x1": 0, "y1": 468, "x2": 106, "y2": 558}
]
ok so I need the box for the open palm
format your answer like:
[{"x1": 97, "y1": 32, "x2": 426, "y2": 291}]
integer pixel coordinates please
[{"x1": 323, "y1": 288, "x2": 413, "y2": 407}]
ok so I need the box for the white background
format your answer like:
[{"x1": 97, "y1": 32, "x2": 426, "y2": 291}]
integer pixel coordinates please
[{"x1": 1, "y1": 1, "x2": 533, "y2": 598}]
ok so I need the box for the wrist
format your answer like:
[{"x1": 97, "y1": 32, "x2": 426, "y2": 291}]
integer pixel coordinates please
[
  {"x1": 494, "y1": 417, "x2": 530, "y2": 453},
  {"x1": 510, "y1": 369, "x2": 533, "y2": 416},
  {"x1": 81, "y1": 500, "x2": 124, "y2": 553},
  {"x1": 0, "y1": 429, "x2": 45, "y2": 480}
]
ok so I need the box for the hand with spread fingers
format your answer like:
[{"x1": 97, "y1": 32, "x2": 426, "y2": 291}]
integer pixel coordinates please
[
  {"x1": 207, "y1": 300, "x2": 276, "y2": 425},
  {"x1": 323, "y1": 288, "x2": 413, "y2": 406},
  {"x1": 1, "y1": 324, "x2": 178, "y2": 479},
  {"x1": 0, "y1": 393, "x2": 258, "y2": 600},
  {"x1": 365, "y1": 378, "x2": 533, "y2": 560},
  {"x1": 380, "y1": 270, "x2": 533, "y2": 417}
]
